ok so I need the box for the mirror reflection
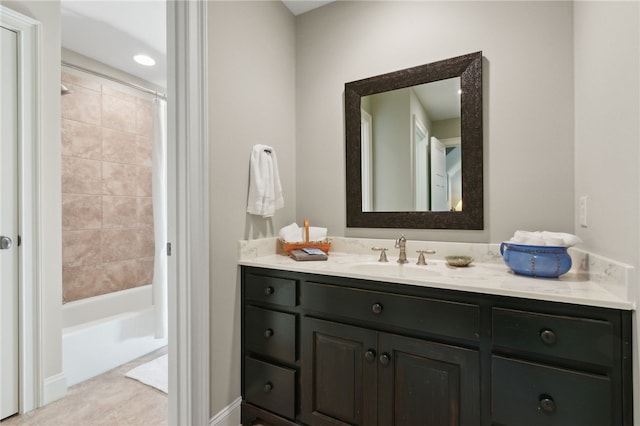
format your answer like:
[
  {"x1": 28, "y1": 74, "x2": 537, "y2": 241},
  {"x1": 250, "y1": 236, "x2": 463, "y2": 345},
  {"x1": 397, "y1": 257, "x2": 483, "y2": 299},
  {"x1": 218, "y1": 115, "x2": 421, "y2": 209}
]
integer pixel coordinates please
[
  {"x1": 361, "y1": 77, "x2": 462, "y2": 212},
  {"x1": 345, "y1": 51, "x2": 483, "y2": 230}
]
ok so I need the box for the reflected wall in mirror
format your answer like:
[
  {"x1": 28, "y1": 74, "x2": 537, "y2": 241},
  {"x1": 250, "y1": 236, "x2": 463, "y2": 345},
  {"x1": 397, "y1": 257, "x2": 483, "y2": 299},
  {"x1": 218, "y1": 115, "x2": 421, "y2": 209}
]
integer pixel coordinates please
[
  {"x1": 361, "y1": 77, "x2": 461, "y2": 212},
  {"x1": 346, "y1": 51, "x2": 483, "y2": 229}
]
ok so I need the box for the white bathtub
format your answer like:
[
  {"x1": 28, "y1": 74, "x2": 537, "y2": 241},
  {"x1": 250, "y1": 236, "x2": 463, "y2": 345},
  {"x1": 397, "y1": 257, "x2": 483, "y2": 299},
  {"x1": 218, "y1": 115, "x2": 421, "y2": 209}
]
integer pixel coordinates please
[{"x1": 62, "y1": 285, "x2": 168, "y2": 387}]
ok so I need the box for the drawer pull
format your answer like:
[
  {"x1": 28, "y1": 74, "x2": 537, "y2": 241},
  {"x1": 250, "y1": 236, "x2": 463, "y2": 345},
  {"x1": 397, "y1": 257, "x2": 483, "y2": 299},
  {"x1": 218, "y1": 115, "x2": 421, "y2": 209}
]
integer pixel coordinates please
[
  {"x1": 538, "y1": 394, "x2": 556, "y2": 414},
  {"x1": 263, "y1": 382, "x2": 273, "y2": 393},
  {"x1": 264, "y1": 328, "x2": 274, "y2": 339},
  {"x1": 372, "y1": 303, "x2": 383, "y2": 315},
  {"x1": 364, "y1": 349, "x2": 376, "y2": 362},
  {"x1": 539, "y1": 329, "x2": 557, "y2": 345},
  {"x1": 379, "y1": 352, "x2": 391, "y2": 366},
  {"x1": 264, "y1": 286, "x2": 274, "y2": 296}
]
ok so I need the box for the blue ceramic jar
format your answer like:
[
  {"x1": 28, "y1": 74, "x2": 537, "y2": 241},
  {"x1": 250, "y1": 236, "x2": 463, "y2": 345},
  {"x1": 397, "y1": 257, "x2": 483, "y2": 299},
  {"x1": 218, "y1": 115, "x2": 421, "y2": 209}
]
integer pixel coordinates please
[{"x1": 500, "y1": 242, "x2": 572, "y2": 278}]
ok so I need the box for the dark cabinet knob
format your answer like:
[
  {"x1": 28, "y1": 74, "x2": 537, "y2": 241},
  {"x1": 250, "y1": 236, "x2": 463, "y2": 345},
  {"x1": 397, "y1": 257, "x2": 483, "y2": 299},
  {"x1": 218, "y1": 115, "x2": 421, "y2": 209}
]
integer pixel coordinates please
[
  {"x1": 263, "y1": 382, "x2": 273, "y2": 393},
  {"x1": 264, "y1": 286, "x2": 274, "y2": 296},
  {"x1": 539, "y1": 329, "x2": 557, "y2": 345},
  {"x1": 379, "y1": 353, "x2": 391, "y2": 366},
  {"x1": 538, "y1": 394, "x2": 556, "y2": 413},
  {"x1": 372, "y1": 303, "x2": 383, "y2": 315},
  {"x1": 364, "y1": 349, "x2": 376, "y2": 361},
  {"x1": 264, "y1": 328, "x2": 274, "y2": 339}
]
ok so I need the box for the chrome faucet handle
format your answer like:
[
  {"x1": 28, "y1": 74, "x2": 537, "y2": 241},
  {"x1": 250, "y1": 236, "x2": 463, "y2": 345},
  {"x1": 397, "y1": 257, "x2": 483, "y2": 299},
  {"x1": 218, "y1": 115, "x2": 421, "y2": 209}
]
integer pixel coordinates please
[
  {"x1": 394, "y1": 234, "x2": 406, "y2": 249},
  {"x1": 371, "y1": 247, "x2": 389, "y2": 262},
  {"x1": 416, "y1": 250, "x2": 436, "y2": 265}
]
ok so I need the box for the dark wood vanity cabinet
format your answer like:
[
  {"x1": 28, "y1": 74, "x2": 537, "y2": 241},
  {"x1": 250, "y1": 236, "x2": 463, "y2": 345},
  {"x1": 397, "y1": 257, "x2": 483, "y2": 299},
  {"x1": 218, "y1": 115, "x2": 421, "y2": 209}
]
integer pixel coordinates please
[
  {"x1": 300, "y1": 317, "x2": 480, "y2": 425},
  {"x1": 241, "y1": 266, "x2": 633, "y2": 426}
]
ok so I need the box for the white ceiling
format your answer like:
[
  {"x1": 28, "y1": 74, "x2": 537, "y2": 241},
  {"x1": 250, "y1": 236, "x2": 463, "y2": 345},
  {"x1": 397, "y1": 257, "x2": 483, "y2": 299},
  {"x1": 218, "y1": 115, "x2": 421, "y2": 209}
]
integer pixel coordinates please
[
  {"x1": 282, "y1": 1, "x2": 334, "y2": 16},
  {"x1": 61, "y1": 0, "x2": 167, "y2": 88},
  {"x1": 414, "y1": 78, "x2": 461, "y2": 121},
  {"x1": 60, "y1": 1, "x2": 332, "y2": 89}
]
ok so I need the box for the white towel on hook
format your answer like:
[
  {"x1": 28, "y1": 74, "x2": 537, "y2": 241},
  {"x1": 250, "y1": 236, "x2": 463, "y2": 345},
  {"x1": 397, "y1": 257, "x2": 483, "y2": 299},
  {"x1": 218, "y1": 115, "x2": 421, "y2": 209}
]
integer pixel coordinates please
[{"x1": 247, "y1": 144, "x2": 284, "y2": 217}]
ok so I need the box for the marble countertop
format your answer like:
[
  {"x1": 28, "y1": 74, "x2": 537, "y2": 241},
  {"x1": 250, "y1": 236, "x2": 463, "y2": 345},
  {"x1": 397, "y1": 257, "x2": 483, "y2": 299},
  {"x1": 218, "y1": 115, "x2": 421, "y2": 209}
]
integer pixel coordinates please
[{"x1": 238, "y1": 237, "x2": 635, "y2": 310}]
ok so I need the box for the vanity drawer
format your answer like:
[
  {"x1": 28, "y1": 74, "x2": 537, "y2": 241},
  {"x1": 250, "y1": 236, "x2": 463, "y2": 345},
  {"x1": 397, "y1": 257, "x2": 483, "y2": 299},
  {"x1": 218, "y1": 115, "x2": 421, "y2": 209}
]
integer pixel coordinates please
[
  {"x1": 244, "y1": 357, "x2": 296, "y2": 420},
  {"x1": 302, "y1": 282, "x2": 479, "y2": 341},
  {"x1": 245, "y1": 306, "x2": 296, "y2": 364},
  {"x1": 245, "y1": 272, "x2": 297, "y2": 307},
  {"x1": 492, "y1": 308, "x2": 614, "y2": 366},
  {"x1": 491, "y1": 355, "x2": 612, "y2": 426}
]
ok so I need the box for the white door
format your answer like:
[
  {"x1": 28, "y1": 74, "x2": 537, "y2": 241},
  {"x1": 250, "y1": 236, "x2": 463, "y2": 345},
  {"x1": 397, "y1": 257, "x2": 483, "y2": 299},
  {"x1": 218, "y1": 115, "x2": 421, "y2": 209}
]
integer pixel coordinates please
[
  {"x1": 430, "y1": 136, "x2": 448, "y2": 211},
  {"x1": 0, "y1": 25, "x2": 20, "y2": 421}
]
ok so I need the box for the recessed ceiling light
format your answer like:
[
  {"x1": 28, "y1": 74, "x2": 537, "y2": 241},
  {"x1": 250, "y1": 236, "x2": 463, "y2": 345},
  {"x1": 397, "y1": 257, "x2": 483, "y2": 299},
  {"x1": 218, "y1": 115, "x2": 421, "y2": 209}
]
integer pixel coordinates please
[{"x1": 134, "y1": 54, "x2": 156, "y2": 66}]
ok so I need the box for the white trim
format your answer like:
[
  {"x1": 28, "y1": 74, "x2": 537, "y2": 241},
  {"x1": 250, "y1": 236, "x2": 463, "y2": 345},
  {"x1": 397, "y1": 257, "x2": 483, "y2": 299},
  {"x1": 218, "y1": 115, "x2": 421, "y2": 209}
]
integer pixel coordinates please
[
  {"x1": 0, "y1": 5, "x2": 42, "y2": 414},
  {"x1": 360, "y1": 109, "x2": 373, "y2": 211},
  {"x1": 41, "y1": 373, "x2": 65, "y2": 406},
  {"x1": 209, "y1": 396, "x2": 241, "y2": 426},
  {"x1": 167, "y1": 1, "x2": 210, "y2": 425}
]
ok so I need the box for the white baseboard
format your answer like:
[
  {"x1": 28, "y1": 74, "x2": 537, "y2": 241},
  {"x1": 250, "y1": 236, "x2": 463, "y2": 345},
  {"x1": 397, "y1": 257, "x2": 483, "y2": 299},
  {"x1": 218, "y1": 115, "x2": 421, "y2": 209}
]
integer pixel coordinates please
[
  {"x1": 42, "y1": 373, "x2": 67, "y2": 405},
  {"x1": 210, "y1": 396, "x2": 241, "y2": 426}
]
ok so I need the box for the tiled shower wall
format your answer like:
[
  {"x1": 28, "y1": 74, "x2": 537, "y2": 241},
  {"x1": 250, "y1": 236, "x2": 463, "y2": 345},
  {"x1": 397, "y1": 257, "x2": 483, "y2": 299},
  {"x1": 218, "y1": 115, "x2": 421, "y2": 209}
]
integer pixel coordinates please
[{"x1": 61, "y1": 71, "x2": 155, "y2": 303}]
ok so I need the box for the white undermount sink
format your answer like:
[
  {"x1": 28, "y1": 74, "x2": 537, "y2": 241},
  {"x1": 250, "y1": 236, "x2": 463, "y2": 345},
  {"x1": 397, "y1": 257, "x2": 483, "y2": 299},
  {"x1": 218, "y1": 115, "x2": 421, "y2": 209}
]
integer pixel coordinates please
[{"x1": 347, "y1": 262, "x2": 442, "y2": 278}]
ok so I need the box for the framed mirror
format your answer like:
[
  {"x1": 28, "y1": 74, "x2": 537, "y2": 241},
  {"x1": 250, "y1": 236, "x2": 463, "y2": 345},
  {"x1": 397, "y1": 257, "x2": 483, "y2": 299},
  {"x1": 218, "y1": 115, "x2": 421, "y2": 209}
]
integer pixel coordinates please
[{"x1": 345, "y1": 51, "x2": 483, "y2": 229}]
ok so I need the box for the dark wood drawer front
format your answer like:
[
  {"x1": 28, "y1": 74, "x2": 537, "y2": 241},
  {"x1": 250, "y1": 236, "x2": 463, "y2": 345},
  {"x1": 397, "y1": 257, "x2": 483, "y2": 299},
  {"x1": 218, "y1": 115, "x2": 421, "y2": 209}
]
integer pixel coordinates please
[
  {"x1": 244, "y1": 357, "x2": 296, "y2": 420},
  {"x1": 245, "y1": 306, "x2": 296, "y2": 364},
  {"x1": 303, "y1": 282, "x2": 479, "y2": 341},
  {"x1": 492, "y1": 356, "x2": 612, "y2": 426},
  {"x1": 245, "y1": 273, "x2": 296, "y2": 307},
  {"x1": 492, "y1": 308, "x2": 614, "y2": 366}
]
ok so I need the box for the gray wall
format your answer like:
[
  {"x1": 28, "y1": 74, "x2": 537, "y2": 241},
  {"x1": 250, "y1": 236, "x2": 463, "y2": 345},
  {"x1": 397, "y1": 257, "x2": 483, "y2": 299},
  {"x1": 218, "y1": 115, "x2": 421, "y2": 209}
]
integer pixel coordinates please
[
  {"x1": 573, "y1": 1, "x2": 640, "y2": 402},
  {"x1": 207, "y1": 1, "x2": 296, "y2": 415},
  {"x1": 295, "y1": 1, "x2": 575, "y2": 242},
  {"x1": 370, "y1": 89, "x2": 412, "y2": 210},
  {"x1": 574, "y1": 1, "x2": 639, "y2": 267}
]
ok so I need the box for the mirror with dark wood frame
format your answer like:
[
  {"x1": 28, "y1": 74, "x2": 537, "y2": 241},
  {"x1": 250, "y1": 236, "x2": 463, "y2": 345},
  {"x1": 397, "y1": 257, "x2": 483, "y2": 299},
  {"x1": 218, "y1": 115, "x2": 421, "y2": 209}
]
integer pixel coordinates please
[{"x1": 345, "y1": 51, "x2": 483, "y2": 229}]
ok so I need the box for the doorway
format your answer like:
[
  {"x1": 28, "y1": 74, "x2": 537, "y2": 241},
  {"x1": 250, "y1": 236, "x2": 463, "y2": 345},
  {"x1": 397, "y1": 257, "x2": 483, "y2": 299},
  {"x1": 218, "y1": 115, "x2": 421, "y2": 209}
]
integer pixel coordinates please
[{"x1": 0, "y1": 2, "x2": 210, "y2": 423}]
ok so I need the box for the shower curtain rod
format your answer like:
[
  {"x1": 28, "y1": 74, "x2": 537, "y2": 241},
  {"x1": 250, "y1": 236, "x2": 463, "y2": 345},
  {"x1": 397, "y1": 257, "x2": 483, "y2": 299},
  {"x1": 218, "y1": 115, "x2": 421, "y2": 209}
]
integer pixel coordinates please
[{"x1": 61, "y1": 61, "x2": 167, "y2": 100}]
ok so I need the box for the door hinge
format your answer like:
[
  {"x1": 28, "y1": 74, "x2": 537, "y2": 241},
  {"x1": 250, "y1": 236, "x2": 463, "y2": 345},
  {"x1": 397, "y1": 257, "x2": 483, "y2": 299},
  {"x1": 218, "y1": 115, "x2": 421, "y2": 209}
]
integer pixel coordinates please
[{"x1": 167, "y1": 242, "x2": 172, "y2": 256}]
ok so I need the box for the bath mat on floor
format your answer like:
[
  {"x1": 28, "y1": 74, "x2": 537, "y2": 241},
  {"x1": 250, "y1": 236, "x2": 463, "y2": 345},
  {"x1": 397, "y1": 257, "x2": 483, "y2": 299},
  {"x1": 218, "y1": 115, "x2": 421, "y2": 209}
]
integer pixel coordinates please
[{"x1": 125, "y1": 354, "x2": 168, "y2": 393}]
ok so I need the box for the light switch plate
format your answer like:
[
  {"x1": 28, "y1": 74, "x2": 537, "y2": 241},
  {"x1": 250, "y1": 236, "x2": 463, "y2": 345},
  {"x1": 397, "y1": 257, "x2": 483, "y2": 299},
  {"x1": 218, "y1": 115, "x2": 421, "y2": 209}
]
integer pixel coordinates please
[{"x1": 579, "y1": 196, "x2": 588, "y2": 228}]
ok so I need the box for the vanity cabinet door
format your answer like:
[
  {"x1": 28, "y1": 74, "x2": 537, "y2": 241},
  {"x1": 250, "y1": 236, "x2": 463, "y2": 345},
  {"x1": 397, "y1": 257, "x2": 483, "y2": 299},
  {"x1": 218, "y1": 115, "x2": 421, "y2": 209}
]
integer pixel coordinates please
[
  {"x1": 245, "y1": 272, "x2": 297, "y2": 307},
  {"x1": 245, "y1": 305, "x2": 296, "y2": 364},
  {"x1": 301, "y1": 317, "x2": 378, "y2": 426},
  {"x1": 378, "y1": 333, "x2": 480, "y2": 426},
  {"x1": 492, "y1": 307, "x2": 614, "y2": 367},
  {"x1": 491, "y1": 355, "x2": 612, "y2": 426},
  {"x1": 301, "y1": 317, "x2": 480, "y2": 426},
  {"x1": 244, "y1": 356, "x2": 296, "y2": 420}
]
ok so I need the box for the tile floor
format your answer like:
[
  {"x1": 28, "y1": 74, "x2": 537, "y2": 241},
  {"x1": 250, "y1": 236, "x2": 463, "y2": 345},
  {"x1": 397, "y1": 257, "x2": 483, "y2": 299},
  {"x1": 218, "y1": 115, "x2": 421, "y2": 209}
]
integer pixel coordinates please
[{"x1": 1, "y1": 347, "x2": 168, "y2": 426}]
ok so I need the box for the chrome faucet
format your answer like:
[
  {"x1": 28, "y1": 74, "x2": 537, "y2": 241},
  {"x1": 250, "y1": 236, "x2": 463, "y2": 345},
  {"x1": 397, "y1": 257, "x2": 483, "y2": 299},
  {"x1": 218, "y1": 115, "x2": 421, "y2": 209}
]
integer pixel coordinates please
[{"x1": 395, "y1": 235, "x2": 408, "y2": 264}]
